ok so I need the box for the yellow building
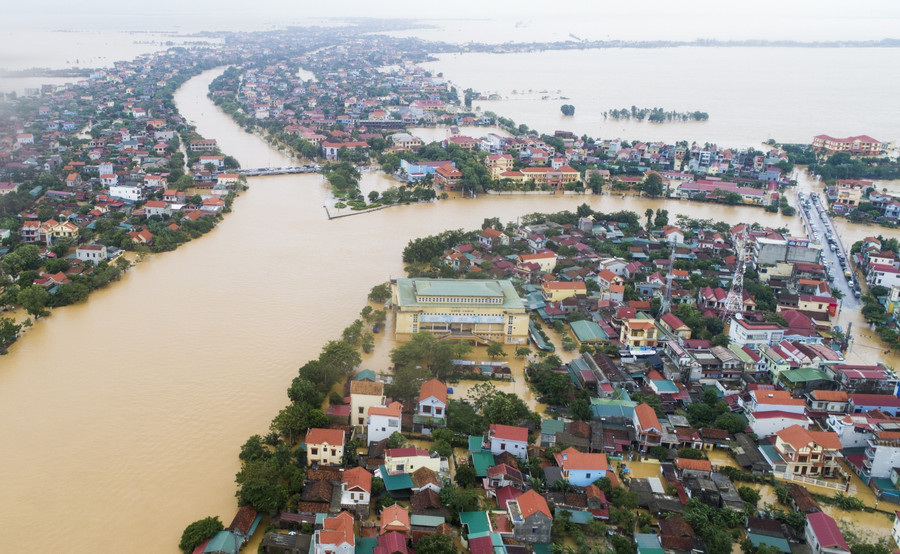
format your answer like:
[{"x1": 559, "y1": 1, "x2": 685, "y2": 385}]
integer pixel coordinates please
[
  {"x1": 541, "y1": 281, "x2": 587, "y2": 302},
  {"x1": 305, "y1": 428, "x2": 345, "y2": 466},
  {"x1": 516, "y1": 252, "x2": 557, "y2": 273},
  {"x1": 384, "y1": 448, "x2": 442, "y2": 475},
  {"x1": 620, "y1": 319, "x2": 658, "y2": 349},
  {"x1": 392, "y1": 278, "x2": 528, "y2": 344},
  {"x1": 350, "y1": 380, "x2": 385, "y2": 431}
]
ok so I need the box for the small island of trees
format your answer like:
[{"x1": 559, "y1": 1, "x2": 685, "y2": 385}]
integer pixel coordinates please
[
  {"x1": 560, "y1": 104, "x2": 575, "y2": 116},
  {"x1": 605, "y1": 105, "x2": 709, "y2": 122}
]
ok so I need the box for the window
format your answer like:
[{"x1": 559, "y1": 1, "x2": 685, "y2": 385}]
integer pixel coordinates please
[
  {"x1": 422, "y1": 405, "x2": 432, "y2": 414},
  {"x1": 359, "y1": 407, "x2": 364, "y2": 414},
  {"x1": 501, "y1": 443, "x2": 506, "y2": 451},
  {"x1": 311, "y1": 448, "x2": 318, "y2": 455}
]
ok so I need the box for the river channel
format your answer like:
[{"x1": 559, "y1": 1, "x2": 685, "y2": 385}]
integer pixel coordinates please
[{"x1": 0, "y1": 67, "x2": 896, "y2": 552}]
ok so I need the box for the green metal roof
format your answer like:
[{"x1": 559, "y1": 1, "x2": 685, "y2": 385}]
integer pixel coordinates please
[
  {"x1": 652, "y1": 380, "x2": 679, "y2": 393},
  {"x1": 459, "y1": 511, "x2": 491, "y2": 537},
  {"x1": 410, "y1": 514, "x2": 445, "y2": 527},
  {"x1": 394, "y1": 278, "x2": 524, "y2": 309},
  {"x1": 471, "y1": 451, "x2": 496, "y2": 477},
  {"x1": 378, "y1": 465, "x2": 413, "y2": 491},
  {"x1": 759, "y1": 444, "x2": 784, "y2": 464},
  {"x1": 728, "y1": 343, "x2": 753, "y2": 363},
  {"x1": 747, "y1": 532, "x2": 791, "y2": 553},
  {"x1": 355, "y1": 369, "x2": 376, "y2": 381},
  {"x1": 204, "y1": 531, "x2": 238, "y2": 554},
  {"x1": 469, "y1": 435, "x2": 484, "y2": 452},
  {"x1": 780, "y1": 367, "x2": 830, "y2": 383},
  {"x1": 557, "y1": 509, "x2": 594, "y2": 525},
  {"x1": 570, "y1": 320, "x2": 608, "y2": 342},
  {"x1": 541, "y1": 419, "x2": 565, "y2": 435},
  {"x1": 355, "y1": 537, "x2": 378, "y2": 554},
  {"x1": 635, "y1": 533, "x2": 664, "y2": 554}
]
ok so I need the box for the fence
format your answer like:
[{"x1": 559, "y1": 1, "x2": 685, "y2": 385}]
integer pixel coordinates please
[{"x1": 773, "y1": 471, "x2": 856, "y2": 494}]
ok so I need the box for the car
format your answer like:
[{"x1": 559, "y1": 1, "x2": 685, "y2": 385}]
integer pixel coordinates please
[{"x1": 854, "y1": 291, "x2": 862, "y2": 298}]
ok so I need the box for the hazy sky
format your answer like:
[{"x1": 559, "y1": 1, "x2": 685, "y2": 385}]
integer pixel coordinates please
[{"x1": 8, "y1": 0, "x2": 900, "y2": 28}]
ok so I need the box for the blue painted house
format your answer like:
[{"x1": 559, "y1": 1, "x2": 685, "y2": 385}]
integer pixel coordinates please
[{"x1": 553, "y1": 447, "x2": 609, "y2": 486}]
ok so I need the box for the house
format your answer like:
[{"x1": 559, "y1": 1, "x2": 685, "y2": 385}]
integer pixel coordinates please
[
  {"x1": 620, "y1": 319, "x2": 658, "y2": 349},
  {"x1": 488, "y1": 424, "x2": 529, "y2": 460},
  {"x1": 553, "y1": 447, "x2": 609, "y2": 486},
  {"x1": 728, "y1": 318, "x2": 784, "y2": 350},
  {"x1": 368, "y1": 401, "x2": 402, "y2": 445},
  {"x1": 747, "y1": 410, "x2": 812, "y2": 438},
  {"x1": 380, "y1": 504, "x2": 411, "y2": 537},
  {"x1": 805, "y1": 512, "x2": 850, "y2": 554},
  {"x1": 508, "y1": 489, "x2": 553, "y2": 544},
  {"x1": 659, "y1": 313, "x2": 691, "y2": 340},
  {"x1": 314, "y1": 511, "x2": 355, "y2": 554},
  {"x1": 633, "y1": 403, "x2": 663, "y2": 452},
  {"x1": 350, "y1": 380, "x2": 385, "y2": 430},
  {"x1": 305, "y1": 428, "x2": 345, "y2": 466},
  {"x1": 478, "y1": 227, "x2": 508, "y2": 251},
  {"x1": 765, "y1": 425, "x2": 842, "y2": 478},
  {"x1": 807, "y1": 390, "x2": 849, "y2": 414},
  {"x1": 542, "y1": 281, "x2": 587, "y2": 302},
  {"x1": 516, "y1": 252, "x2": 557, "y2": 273},
  {"x1": 384, "y1": 448, "x2": 441, "y2": 475},
  {"x1": 340, "y1": 467, "x2": 372, "y2": 512},
  {"x1": 75, "y1": 244, "x2": 108, "y2": 265},
  {"x1": 143, "y1": 200, "x2": 169, "y2": 217},
  {"x1": 417, "y1": 378, "x2": 447, "y2": 428}
]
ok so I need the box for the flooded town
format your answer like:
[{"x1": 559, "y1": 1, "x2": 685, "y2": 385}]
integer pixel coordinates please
[{"x1": 2, "y1": 13, "x2": 900, "y2": 554}]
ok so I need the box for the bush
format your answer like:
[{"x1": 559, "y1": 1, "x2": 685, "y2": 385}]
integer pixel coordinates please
[{"x1": 179, "y1": 516, "x2": 223, "y2": 554}]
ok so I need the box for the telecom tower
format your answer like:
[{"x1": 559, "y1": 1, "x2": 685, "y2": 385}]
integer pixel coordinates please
[
  {"x1": 721, "y1": 225, "x2": 749, "y2": 321},
  {"x1": 657, "y1": 242, "x2": 677, "y2": 318}
]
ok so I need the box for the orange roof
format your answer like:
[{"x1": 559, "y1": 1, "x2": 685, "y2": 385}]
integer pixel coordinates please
[
  {"x1": 675, "y1": 458, "x2": 712, "y2": 472},
  {"x1": 516, "y1": 489, "x2": 552, "y2": 519},
  {"x1": 419, "y1": 379, "x2": 447, "y2": 404},
  {"x1": 320, "y1": 511, "x2": 355, "y2": 547},
  {"x1": 635, "y1": 403, "x2": 661, "y2": 432},
  {"x1": 305, "y1": 428, "x2": 345, "y2": 446},
  {"x1": 489, "y1": 424, "x2": 529, "y2": 443},
  {"x1": 811, "y1": 390, "x2": 849, "y2": 402},
  {"x1": 776, "y1": 424, "x2": 841, "y2": 451},
  {"x1": 380, "y1": 503, "x2": 410, "y2": 531},
  {"x1": 609, "y1": 284, "x2": 625, "y2": 293},
  {"x1": 519, "y1": 252, "x2": 556, "y2": 261},
  {"x1": 627, "y1": 319, "x2": 656, "y2": 330},
  {"x1": 554, "y1": 447, "x2": 609, "y2": 471},
  {"x1": 369, "y1": 401, "x2": 402, "y2": 418},
  {"x1": 342, "y1": 467, "x2": 372, "y2": 493},
  {"x1": 754, "y1": 390, "x2": 805, "y2": 406}
]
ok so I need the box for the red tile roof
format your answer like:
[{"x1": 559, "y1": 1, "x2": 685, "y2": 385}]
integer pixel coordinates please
[
  {"x1": 489, "y1": 424, "x2": 529, "y2": 443},
  {"x1": 305, "y1": 428, "x2": 345, "y2": 446},
  {"x1": 807, "y1": 512, "x2": 849, "y2": 551},
  {"x1": 342, "y1": 467, "x2": 372, "y2": 493},
  {"x1": 516, "y1": 489, "x2": 552, "y2": 519},
  {"x1": 418, "y1": 379, "x2": 447, "y2": 404}
]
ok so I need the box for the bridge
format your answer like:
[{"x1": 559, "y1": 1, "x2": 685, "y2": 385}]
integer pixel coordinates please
[{"x1": 238, "y1": 164, "x2": 321, "y2": 176}]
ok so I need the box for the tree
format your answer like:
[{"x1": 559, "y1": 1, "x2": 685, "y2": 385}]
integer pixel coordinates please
[
  {"x1": 486, "y1": 341, "x2": 507, "y2": 359},
  {"x1": 0, "y1": 316, "x2": 21, "y2": 352},
  {"x1": 515, "y1": 347, "x2": 531, "y2": 359},
  {"x1": 235, "y1": 460, "x2": 284, "y2": 513},
  {"x1": 643, "y1": 173, "x2": 665, "y2": 198},
  {"x1": 678, "y1": 447, "x2": 704, "y2": 460},
  {"x1": 738, "y1": 486, "x2": 761, "y2": 507},
  {"x1": 386, "y1": 431, "x2": 407, "y2": 449},
  {"x1": 369, "y1": 283, "x2": 391, "y2": 303},
  {"x1": 654, "y1": 209, "x2": 669, "y2": 228},
  {"x1": 18, "y1": 284, "x2": 50, "y2": 318},
  {"x1": 560, "y1": 104, "x2": 575, "y2": 116},
  {"x1": 645, "y1": 208, "x2": 654, "y2": 229},
  {"x1": 179, "y1": 516, "x2": 223, "y2": 554},
  {"x1": 319, "y1": 340, "x2": 361, "y2": 377},
  {"x1": 455, "y1": 463, "x2": 477, "y2": 487},
  {"x1": 239, "y1": 435, "x2": 270, "y2": 463},
  {"x1": 414, "y1": 533, "x2": 455, "y2": 554},
  {"x1": 287, "y1": 376, "x2": 322, "y2": 406}
]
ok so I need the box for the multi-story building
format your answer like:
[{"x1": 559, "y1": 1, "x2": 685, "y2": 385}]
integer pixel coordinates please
[
  {"x1": 508, "y1": 490, "x2": 553, "y2": 544},
  {"x1": 350, "y1": 379, "x2": 385, "y2": 431},
  {"x1": 862, "y1": 422, "x2": 900, "y2": 479},
  {"x1": 367, "y1": 401, "x2": 402, "y2": 445},
  {"x1": 305, "y1": 428, "x2": 345, "y2": 466},
  {"x1": 488, "y1": 424, "x2": 529, "y2": 460},
  {"x1": 765, "y1": 425, "x2": 842, "y2": 478},
  {"x1": 812, "y1": 134, "x2": 881, "y2": 156},
  {"x1": 383, "y1": 448, "x2": 441, "y2": 475},
  {"x1": 728, "y1": 318, "x2": 784, "y2": 350},
  {"x1": 314, "y1": 511, "x2": 355, "y2": 554},
  {"x1": 633, "y1": 403, "x2": 662, "y2": 452},
  {"x1": 620, "y1": 319, "x2": 658, "y2": 349},
  {"x1": 392, "y1": 278, "x2": 528, "y2": 345}
]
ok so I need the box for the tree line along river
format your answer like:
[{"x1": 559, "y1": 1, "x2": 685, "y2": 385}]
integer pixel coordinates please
[{"x1": 0, "y1": 67, "x2": 896, "y2": 552}]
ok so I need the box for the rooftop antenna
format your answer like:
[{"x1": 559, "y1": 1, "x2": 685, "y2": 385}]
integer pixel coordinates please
[{"x1": 721, "y1": 225, "x2": 749, "y2": 321}]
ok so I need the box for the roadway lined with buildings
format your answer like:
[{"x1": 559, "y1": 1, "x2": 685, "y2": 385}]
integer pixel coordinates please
[{"x1": 799, "y1": 192, "x2": 861, "y2": 311}]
